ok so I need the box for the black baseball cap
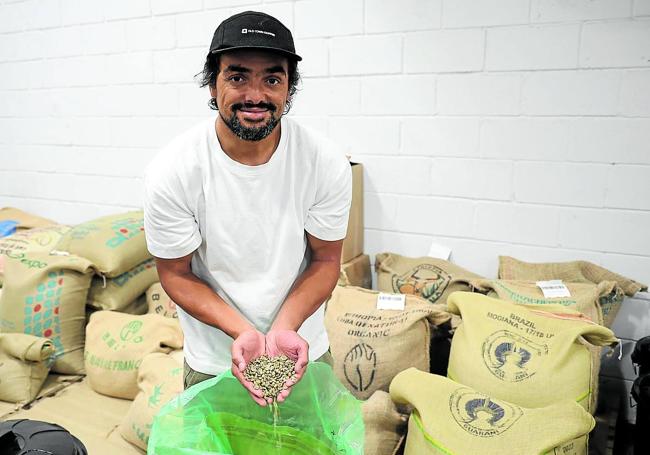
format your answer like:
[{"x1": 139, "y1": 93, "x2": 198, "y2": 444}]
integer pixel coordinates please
[{"x1": 209, "y1": 11, "x2": 302, "y2": 61}]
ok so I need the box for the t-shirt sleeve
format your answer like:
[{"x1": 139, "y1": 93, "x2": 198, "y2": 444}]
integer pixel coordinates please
[
  {"x1": 142, "y1": 165, "x2": 202, "y2": 259},
  {"x1": 305, "y1": 154, "x2": 353, "y2": 241}
]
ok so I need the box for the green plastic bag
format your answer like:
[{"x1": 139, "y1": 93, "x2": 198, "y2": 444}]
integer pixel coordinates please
[{"x1": 147, "y1": 362, "x2": 364, "y2": 454}]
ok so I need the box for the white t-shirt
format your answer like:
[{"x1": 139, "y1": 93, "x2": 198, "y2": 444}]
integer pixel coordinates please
[{"x1": 142, "y1": 116, "x2": 352, "y2": 375}]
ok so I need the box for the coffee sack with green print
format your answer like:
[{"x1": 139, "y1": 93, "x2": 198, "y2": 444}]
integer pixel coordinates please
[
  {"x1": 470, "y1": 279, "x2": 620, "y2": 327},
  {"x1": 146, "y1": 282, "x2": 178, "y2": 319},
  {"x1": 119, "y1": 352, "x2": 183, "y2": 450},
  {"x1": 390, "y1": 368, "x2": 594, "y2": 455},
  {"x1": 0, "y1": 333, "x2": 55, "y2": 403},
  {"x1": 324, "y1": 286, "x2": 451, "y2": 400},
  {"x1": 446, "y1": 292, "x2": 618, "y2": 414},
  {"x1": 0, "y1": 225, "x2": 70, "y2": 287},
  {"x1": 498, "y1": 256, "x2": 647, "y2": 327},
  {"x1": 87, "y1": 258, "x2": 158, "y2": 311},
  {"x1": 84, "y1": 311, "x2": 183, "y2": 399},
  {"x1": 0, "y1": 252, "x2": 94, "y2": 374},
  {"x1": 375, "y1": 253, "x2": 482, "y2": 306},
  {"x1": 54, "y1": 210, "x2": 151, "y2": 278}
]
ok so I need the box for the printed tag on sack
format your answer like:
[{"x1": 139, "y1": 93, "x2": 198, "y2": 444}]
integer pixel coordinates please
[
  {"x1": 376, "y1": 293, "x2": 406, "y2": 311},
  {"x1": 536, "y1": 280, "x2": 571, "y2": 298}
]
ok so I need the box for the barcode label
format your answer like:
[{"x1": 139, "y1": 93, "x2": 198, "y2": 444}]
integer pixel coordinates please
[
  {"x1": 536, "y1": 280, "x2": 571, "y2": 298},
  {"x1": 377, "y1": 293, "x2": 406, "y2": 311}
]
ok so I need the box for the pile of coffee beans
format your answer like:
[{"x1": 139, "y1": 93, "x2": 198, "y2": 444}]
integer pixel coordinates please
[{"x1": 243, "y1": 355, "x2": 297, "y2": 401}]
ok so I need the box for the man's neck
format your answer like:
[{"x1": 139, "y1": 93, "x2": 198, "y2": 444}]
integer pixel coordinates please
[{"x1": 214, "y1": 116, "x2": 282, "y2": 166}]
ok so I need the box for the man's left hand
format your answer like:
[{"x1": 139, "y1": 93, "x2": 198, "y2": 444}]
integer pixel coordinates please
[{"x1": 265, "y1": 329, "x2": 309, "y2": 403}]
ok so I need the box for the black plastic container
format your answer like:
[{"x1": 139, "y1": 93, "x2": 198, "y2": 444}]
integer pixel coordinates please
[{"x1": 0, "y1": 419, "x2": 87, "y2": 455}]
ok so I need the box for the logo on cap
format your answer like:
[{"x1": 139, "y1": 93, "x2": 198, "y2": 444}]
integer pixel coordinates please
[{"x1": 240, "y1": 28, "x2": 276, "y2": 37}]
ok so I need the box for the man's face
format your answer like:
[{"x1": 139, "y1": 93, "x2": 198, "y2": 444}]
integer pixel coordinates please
[{"x1": 210, "y1": 49, "x2": 290, "y2": 142}]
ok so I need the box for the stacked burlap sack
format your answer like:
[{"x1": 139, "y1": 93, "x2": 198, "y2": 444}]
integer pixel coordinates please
[
  {"x1": 498, "y1": 256, "x2": 647, "y2": 327},
  {"x1": 325, "y1": 284, "x2": 452, "y2": 454},
  {"x1": 0, "y1": 209, "x2": 170, "y2": 426},
  {"x1": 382, "y1": 291, "x2": 618, "y2": 454},
  {"x1": 0, "y1": 332, "x2": 55, "y2": 403},
  {"x1": 390, "y1": 368, "x2": 595, "y2": 454}
]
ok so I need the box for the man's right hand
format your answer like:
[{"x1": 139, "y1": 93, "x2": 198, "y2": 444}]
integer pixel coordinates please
[{"x1": 231, "y1": 329, "x2": 268, "y2": 406}]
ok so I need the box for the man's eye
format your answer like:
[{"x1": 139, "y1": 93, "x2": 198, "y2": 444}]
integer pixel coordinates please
[
  {"x1": 267, "y1": 78, "x2": 281, "y2": 85},
  {"x1": 229, "y1": 75, "x2": 244, "y2": 83}
]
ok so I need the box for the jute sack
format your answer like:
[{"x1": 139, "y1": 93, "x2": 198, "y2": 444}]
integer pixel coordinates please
[
  {"x1": 119, "y1": 352, "x2": 184, "y2": 450},
  {"x1": 470, "y1": 279, "x2": 620, "y2": 326},
  {"x1": 0, "y1": 333, "x2": 55, "y2": 403},
  {"x1": 446, "y1": 292, "x2": 618, "y2": 413},
  {"x1": 375, "y1": 253, "x2": 482, "y2": 305},
  {"x1": 362, "y1": 390, "x2": 408, "y2": 455},
  {"x1": 498, "y1": 256, "x2": 647, "y2": 326},
  {"x1": 0, "y1": 252, "x2": 94, "y2": 374},
  {"x1": 53, "y1": 211, "x2": 151, "y2": 278},
  {"x1": 0, "y1": 225, "x2": 71, "y2": 287},
  {"x1": 87, "y1": 258, "x2": 158, "y2": 311},
  {"x1": 84, "y1": 311, "x2": 183, "y2": 399},
  {"x1": 121, "y1": 294, "x2": 148, "y2": 315},
  {"x1": 146, "y1": 282, "x2": 178, "y2": 318},
  {"x1": 325, "y1": 286, "x2": 450, "y2": 400},
  {"x1": 0, "y1": 207, "x2": 56, "y2": 231},
  {"x1": 390, "y1": 368, "x2": 595, "y2": 455}
]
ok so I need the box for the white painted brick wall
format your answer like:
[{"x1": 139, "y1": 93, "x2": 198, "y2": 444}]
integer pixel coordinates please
[{"x1": 1, "y1": 0, "x2": 649, "y2": 286}]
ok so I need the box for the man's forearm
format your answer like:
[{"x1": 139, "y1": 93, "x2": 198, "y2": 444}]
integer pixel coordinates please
[
  {"x1": 272, "y1": 258, "x2": 339, "y2": 331},
  {"x1": 158, "y1": 268, "x2": 254, "y2": 339}
]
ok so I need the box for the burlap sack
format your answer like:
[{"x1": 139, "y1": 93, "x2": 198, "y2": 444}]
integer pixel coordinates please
[
  {"x1": 0, "y1": 333, "x2": 55, "y2": 403},
  {"x1": 447, "y1": 292, "x2": 618, "y2": 413},
  {"x1": 375, "y1": 253, "x2": 482, "y2": 305},
  {"x1": 54, "y1": 211, "x2": 151, "y2": 278},
  {"x1": 121, "y1": 294, "x2": 148, "y2": 315},
  {"x1": 0, "y1": 252, "x2": 94, "y2": 374},
  {"x1": 499, "y1": 256, "x2": 647, "y2": 326},
  {"x1": 0, "y1": 207, "x2": 56, "y2": 231},
  {"x1": 471, "y1": 279, "x2": 620, "y2": 327},
  {"x1": 0, "y1": 225, "x2": 71, "y2": 287},
  {"x1": 325, "y1": 286, "x2": 450, "y2": 400},
  {"x1": 84, "y1": 311, "x2": 183, "y2": 399},
  {"x1": 390, "y1": 368, "x2": 595, "y2": 455},
  {"x1": 87, "y1": 259, "x2": 158, "y2": 311},
  {"x1": 119, "y1": 352, "x2": 184, "y2": 450},
  {"x1": 146, "y1": 282, "x2": 178, "y2": 319},
  {"x1": 362, "y1": 390, "x2": 407, "y2": 455}
]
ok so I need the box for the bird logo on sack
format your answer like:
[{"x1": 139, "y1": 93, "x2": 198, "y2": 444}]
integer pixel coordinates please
[
  {"x1": 450, "y1": 388, "x2": 523, "y2": 437},
  {"x1": 482, "y1": 330, "x2": 548, "y2": 382},
  {"x1": 343, "y1": 343, "x2": 377, "y2": 392},
  {"x1": 392, "y1": 264, "x2": 451, "y2": 304}
]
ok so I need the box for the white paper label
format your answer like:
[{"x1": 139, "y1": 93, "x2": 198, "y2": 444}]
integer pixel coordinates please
[
  {"x1": 536, "y1": 280, "x2": 571, "y2": 298},
  {"x1": 428, "y1": 242, "x2": 452, "y2": 260},
  {"x1": 376, "y1": 293, "x2": 406, "y2": 311}
]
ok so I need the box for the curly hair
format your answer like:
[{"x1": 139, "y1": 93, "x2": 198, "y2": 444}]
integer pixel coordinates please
[{"x1": 197, "y1": 52, "x2": 301, "y2": 114}]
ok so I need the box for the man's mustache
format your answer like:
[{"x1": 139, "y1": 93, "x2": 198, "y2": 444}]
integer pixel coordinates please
[{"x1": 232, "y1": 102, "x2": 277, "y2": 112}]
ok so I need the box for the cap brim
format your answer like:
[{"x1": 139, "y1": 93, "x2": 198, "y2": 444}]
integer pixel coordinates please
[{"x1": 210, "y1": 45, "x2": 302, "y2": 61}]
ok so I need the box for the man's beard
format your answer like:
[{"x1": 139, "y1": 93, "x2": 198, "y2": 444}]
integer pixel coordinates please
[{"x1": 220, "y1": 102, "x2": 281, "y2": 142}]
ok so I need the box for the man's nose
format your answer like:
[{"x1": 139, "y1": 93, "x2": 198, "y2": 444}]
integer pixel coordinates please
[{"x1": 244, "y1": 81, "x2": 266, "y2": 105}]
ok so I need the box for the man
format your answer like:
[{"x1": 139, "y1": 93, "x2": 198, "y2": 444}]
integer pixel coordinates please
[{"x1": 142, "y1": 11, "x2": 352, "y2": 406}]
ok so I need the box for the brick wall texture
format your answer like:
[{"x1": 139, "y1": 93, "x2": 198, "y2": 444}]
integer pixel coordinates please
[{"x1": 1, "y1": 0, "x2": 649, "y2": 282}]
